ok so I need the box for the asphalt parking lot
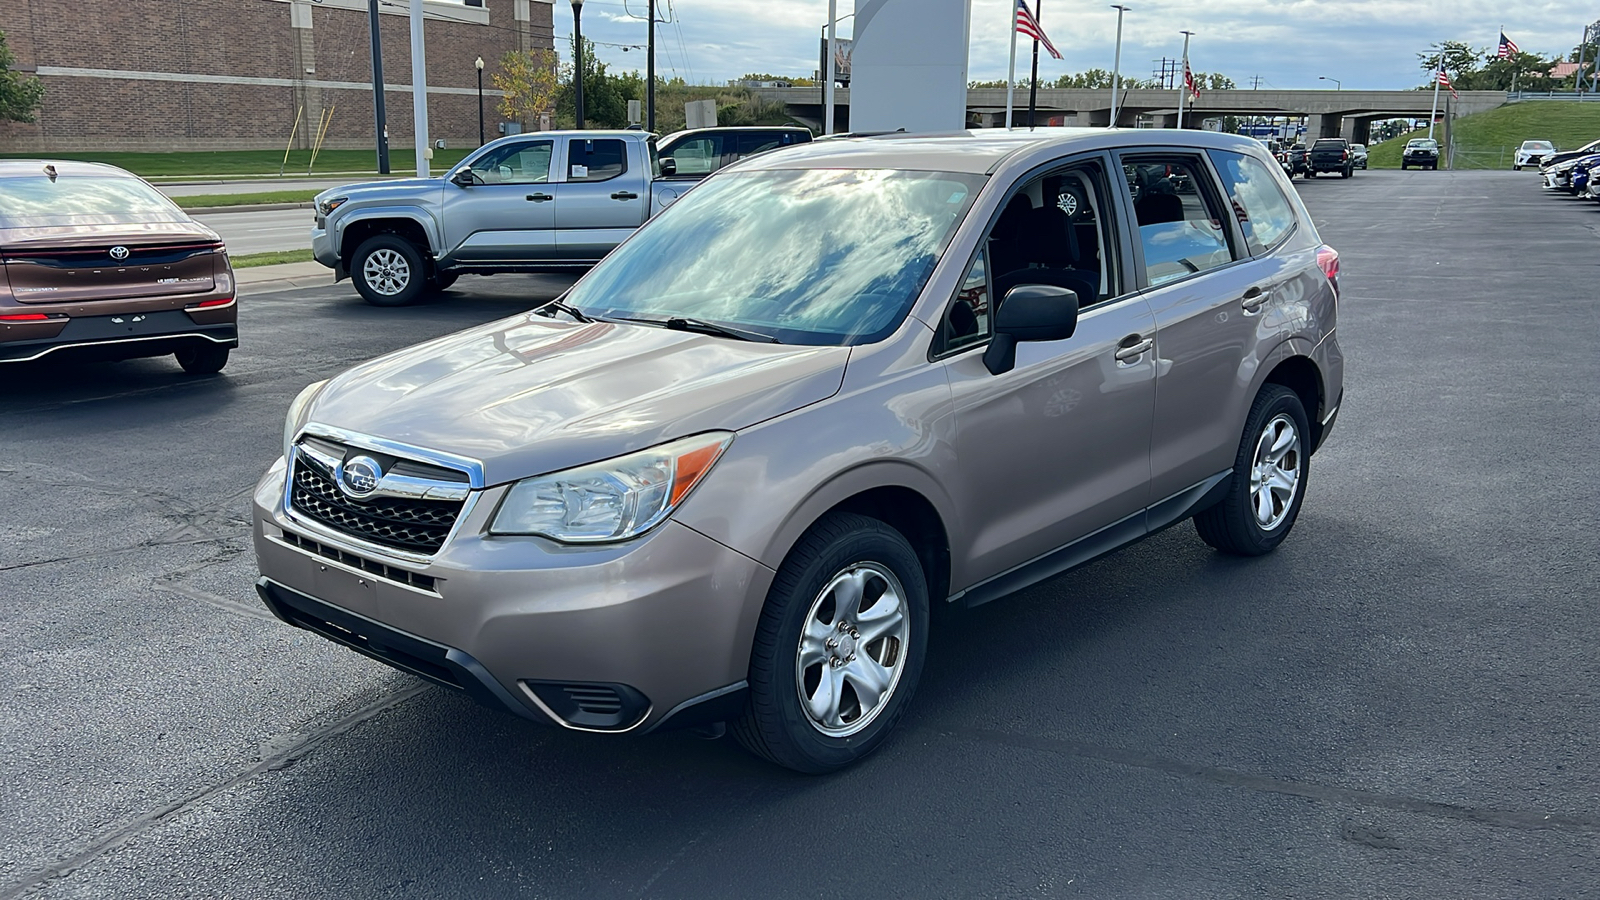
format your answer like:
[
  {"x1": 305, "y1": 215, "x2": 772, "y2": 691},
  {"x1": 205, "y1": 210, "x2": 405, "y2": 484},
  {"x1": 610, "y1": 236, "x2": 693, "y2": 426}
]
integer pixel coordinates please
[{"x1": 3, "y1": 169, "x2": 1597, "y2": 898}]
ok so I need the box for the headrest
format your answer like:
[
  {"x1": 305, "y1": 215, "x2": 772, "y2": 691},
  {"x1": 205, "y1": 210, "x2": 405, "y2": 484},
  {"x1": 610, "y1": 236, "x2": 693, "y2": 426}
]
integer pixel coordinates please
[{"x1": 1136, "y1": 192, "x2": 1184, "y2": 226}]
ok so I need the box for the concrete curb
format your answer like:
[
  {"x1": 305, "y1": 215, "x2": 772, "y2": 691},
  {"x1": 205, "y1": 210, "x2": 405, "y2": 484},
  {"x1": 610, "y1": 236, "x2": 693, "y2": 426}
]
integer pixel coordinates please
[
  {"x1": 236, "y1": 261, "x2": 336, "y2": 295},
  {"x1": 184, "y1": 201, "x2": 316, "y2": 215}
]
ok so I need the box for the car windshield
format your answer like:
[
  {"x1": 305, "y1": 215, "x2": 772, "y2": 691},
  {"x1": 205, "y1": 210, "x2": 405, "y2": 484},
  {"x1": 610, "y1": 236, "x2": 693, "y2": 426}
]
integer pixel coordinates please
[
  {"x1": 563, "y1": 168, "x2": 985, "y2": 346},
  {"x1": 0, "y1": 175, "x2": 182, "y2": 227},
  {"x1": 1522, "y1": 141, "x2": 1553, "y2": 150}
]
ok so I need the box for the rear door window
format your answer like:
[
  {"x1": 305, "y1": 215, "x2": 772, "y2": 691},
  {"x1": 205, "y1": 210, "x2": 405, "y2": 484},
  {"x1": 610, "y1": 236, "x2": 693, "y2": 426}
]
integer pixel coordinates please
[
  {"x1": 1208, "y1": 150, "x2": 1299, "y2": 256},
  {"x1": 667, "y1": 136, "x2": 721, "y2": 175},
  {"x1": 1121, "y1": 156, "x2": 1238, "y2": 287},
  {"x1": 567, "y1": 139, "x2": 628, "y2": 182}
]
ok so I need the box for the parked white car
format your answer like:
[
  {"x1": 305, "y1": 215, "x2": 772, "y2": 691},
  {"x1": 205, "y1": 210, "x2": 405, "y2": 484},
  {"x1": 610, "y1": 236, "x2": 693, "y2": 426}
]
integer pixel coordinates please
[{"x1": 1514, "y1": 140, "x2": 1555, "y2": 170}]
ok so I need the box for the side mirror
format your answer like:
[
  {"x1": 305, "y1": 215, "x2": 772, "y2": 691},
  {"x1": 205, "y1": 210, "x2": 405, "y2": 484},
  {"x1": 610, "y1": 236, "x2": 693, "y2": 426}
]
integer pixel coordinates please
[
  {"x1": 450, "y1": 167, "x2": 476, "y2": 187},
  {"x1": 983, "y1": 284, "x2": 1079, "y2": 375},
  {"x1": 659, "y1": 157, "x2": 678, "y2": 177}
]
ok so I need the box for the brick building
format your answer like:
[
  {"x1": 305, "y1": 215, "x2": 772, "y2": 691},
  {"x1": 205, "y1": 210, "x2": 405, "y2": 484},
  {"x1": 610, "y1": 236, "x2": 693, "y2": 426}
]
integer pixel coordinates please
[{"x1": 0, "y1": 0, "x2": 555, "y2": 152}]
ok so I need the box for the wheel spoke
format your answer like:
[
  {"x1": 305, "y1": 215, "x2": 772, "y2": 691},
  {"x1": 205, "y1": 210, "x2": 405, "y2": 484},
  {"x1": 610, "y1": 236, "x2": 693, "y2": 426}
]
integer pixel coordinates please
[
  {"x1": 842, "y1": 656, "x2": 893, "y2": 717},
  {"x1": 855, "y1": 591, "x2": 904, "y2": 645},
  {"x1": 1267, "y1": 426, "x2": 1297, "y2": 463},
  {"x1": 831, "y1": 569, "x2": 867, "y2": 624},
  {"x1": 1255, "y1": 485, "x2": 1275, "y2": 523},
  {"x1": 1266, "y1": 469, "x2": 1296, "y2": 495},
  {"x1": 806, "y1": 663, "x2": 845, "y2": 728},
  {"x1": 799, "y1": 617, "x2": 833, "y2": 668}
]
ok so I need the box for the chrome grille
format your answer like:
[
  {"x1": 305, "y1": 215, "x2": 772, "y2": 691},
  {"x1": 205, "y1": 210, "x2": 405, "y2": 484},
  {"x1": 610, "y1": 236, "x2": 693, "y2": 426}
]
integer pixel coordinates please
[{"x1": 289, "y1": 454, "x2": 465, "y2": 554}]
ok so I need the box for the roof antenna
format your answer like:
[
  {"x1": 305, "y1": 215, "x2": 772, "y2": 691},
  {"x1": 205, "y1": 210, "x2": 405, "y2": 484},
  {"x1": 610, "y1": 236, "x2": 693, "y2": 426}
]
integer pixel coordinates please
[{"x1": 44, "y1": 164, "x2": 57, "y2": 182}]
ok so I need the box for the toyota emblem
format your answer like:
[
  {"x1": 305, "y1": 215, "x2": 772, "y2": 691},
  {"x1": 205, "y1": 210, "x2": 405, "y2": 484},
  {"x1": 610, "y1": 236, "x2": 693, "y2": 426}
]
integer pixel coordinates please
[
  {"x1": 338, "y1": 456, "x2": 383, "y2": 498},
  {"x1": 109, "y1": 246, "x2": 130, "y2": 261}
]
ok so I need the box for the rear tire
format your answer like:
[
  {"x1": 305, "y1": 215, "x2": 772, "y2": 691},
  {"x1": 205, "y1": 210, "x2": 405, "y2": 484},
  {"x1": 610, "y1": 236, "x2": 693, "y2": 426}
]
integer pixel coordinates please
[
  {"x1": 732, "y1": 512, "x2": 929, "y2": 774},
  {"x1": 1194, "y1": 384, "x2": 1310, "y2": 557},
  {"x1": 352, "y1": 235, "x2": 427, "y2": 307},
  {"x1": 174, "y1": 343, "x2": 229, "y2": 375}
]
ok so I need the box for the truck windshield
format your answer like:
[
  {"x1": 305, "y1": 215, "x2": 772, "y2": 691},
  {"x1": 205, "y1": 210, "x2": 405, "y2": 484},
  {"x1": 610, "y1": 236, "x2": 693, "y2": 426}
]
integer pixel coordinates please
[{"x1": 563, "y1": 168, "x2": 985, "y2": 346}]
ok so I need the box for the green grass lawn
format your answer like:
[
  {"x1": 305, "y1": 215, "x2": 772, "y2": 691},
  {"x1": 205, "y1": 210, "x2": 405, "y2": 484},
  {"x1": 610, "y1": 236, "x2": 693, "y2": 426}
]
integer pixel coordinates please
[
  {"x1": 230, "y1": 249, "x2": 315, "y2": 269},
  {"x1": 0, "y1": 148, "x2": 474, "y2": 178},
  {"x1": 1368, "y1": 102, "x2": 1600, "y2": 169},
  {"x1": 172, "y1": 190, "x2": 318, "y2": 209}
]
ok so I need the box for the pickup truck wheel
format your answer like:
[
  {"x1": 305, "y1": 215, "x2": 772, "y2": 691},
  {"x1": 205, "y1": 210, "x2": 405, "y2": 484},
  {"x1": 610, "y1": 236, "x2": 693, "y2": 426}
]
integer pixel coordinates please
[
  {"x1": 352, "y1": 235, "x2": 426, "y2": 307},
  {"x1": 1193, "y1": 384, "x2": 1310, "y2": 557},
  {"x1": 1342, "y1": 166, "x2": 1352, "y2": 178},
  {"x1": 732, "y1": 512, "x2": 928, "y2": 774}
]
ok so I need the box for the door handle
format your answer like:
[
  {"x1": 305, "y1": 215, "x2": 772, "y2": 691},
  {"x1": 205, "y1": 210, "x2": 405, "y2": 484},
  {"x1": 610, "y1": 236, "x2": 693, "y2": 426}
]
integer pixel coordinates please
[
  {"x1": 610, "y1": 191, "x2": 639, "y2": 201},
  {"x1": 526, "y1": 193, "x2": 553, "y2": 202},
  {"x1": 1114, "y1": 335, "x2": 1154, "y2": 362},
  {"x1": 1241, "y1": 285, "x2": 1273, "y2": 312}
]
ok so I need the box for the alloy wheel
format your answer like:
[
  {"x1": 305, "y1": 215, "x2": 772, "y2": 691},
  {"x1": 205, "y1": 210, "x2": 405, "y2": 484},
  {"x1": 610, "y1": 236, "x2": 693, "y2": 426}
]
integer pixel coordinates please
[
  {"x1": 1250, "y1": 413, "x2": 1301, "y2": 531},
  {"x1": 794, "y1": 562, "x2": 910, "y2": 738},
  {"x1": 363, "y1": 248, "x2": 412, "y2": 296}
]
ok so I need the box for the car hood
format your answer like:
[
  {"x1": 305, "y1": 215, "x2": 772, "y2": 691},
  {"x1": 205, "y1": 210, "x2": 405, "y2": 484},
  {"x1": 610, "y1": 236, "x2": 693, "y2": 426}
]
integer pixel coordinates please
[
  {"x1": 315, "y1": 178, "x2": 443, "y2": 204},
  {"x1": 306, "y1": 315, "x2": 851, "y2": 486}
]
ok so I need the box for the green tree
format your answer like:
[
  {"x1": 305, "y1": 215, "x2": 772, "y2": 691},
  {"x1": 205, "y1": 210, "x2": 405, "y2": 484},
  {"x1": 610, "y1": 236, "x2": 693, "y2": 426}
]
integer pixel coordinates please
[
  {"x1": 555, "y1": 36, "x2": 630, "y2": 128},
  {"x1": 0, "y1": 29, "x2": 45, "y2": 123},
  {"x1": 492, "y1": 48, "x2": 562, "y2": 125}
]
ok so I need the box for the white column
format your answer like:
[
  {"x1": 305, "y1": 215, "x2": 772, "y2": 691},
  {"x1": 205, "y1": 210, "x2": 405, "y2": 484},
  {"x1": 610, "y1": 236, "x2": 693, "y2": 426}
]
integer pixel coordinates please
[
  {"x1": 410, "y1": 0, "x2": 430, "y2": 177},
  {"x1": 824, "y1": 0, "x2": 838, "y2": 134}
]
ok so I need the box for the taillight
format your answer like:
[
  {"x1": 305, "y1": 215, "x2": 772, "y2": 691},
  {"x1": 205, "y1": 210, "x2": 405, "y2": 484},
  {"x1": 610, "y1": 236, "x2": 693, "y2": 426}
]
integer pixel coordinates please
[
  {"x1": 0, "y1": 313, "x2": 52, "y2": 322},
  {"x1": 187, "y1": 297, "x2": 235, "y2": 310},
  {"x1": 1317, "y1": 245, "x2": 1340, "y2": 293}
]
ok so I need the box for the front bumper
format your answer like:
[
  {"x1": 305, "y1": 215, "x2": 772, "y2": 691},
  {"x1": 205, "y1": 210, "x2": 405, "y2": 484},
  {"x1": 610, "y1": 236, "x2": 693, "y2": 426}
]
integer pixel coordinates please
[
  {"x1": 252, "y1": 460, "x2": 774, "y2": 733},
  {"x1": 311, "y1": 226, "x2": 341, "y2": 272}
]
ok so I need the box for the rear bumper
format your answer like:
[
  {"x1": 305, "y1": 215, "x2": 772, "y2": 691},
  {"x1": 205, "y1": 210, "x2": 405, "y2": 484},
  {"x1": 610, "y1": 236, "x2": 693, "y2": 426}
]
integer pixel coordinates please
[{"x1": 0, "y1": 310, "x2": 236, "y2": 364}]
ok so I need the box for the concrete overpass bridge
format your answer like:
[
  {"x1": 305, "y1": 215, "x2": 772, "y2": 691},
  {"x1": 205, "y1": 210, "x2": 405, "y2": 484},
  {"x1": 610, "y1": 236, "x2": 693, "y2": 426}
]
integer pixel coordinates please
[{"x1": 756, "y1": 87, "x2": 1509, "y2": 143}]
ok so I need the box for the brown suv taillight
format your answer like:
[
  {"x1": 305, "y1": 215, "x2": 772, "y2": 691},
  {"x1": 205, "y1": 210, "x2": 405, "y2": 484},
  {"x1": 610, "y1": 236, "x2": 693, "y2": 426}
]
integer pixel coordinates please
[
  {"x1": 0, "y1": 313, "x2": 54, "y2": 322},
  {"x1": 186, "y1": 297, "x2": 235, "y2": 310},
  {"x1": 1317, "y1": 245, "x2": 1340, "y2": 295}
]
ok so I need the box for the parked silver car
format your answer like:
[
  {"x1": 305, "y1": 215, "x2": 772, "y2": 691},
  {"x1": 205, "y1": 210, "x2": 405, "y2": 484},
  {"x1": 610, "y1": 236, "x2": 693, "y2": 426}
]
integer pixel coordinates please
[
  {"x1": 257, "y1": 129, "x2": 1345, "y2": 773},
  {"x1": 311, "y1": 131, "x2": 674, "y2": 306}
]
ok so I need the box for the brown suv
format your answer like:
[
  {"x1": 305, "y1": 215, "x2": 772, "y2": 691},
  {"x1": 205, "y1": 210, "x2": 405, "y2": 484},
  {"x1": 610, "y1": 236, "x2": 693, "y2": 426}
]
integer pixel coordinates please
[
  {"x1": 256, "y1": 129, "x2": 1344, "y2": 773},
  {"x1": 0, "y1": 160, "x2": 237, "y2": 373}
]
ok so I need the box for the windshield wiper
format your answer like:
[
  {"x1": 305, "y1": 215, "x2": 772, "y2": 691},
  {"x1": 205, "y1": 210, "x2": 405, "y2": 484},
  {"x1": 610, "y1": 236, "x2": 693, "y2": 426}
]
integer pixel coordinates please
[
  {"x1": 611, "y1": 315, "x2": 779, "y2": 343},
  {"x1": 536, "y1": 298, "x2": 593, "y2": 323}
]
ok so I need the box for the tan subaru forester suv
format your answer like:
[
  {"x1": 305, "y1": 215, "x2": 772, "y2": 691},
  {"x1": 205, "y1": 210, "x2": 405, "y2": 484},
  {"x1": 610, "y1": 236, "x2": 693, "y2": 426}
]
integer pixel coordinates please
[{"x1": 255, "y1": 129, "x2": 1344, "y2": 773}]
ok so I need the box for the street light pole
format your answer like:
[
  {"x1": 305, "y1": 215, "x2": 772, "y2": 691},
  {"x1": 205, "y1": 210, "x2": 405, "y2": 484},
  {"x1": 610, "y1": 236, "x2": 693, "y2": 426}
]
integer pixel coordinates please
[
  {"x1": 366, "y1": 0, "x2": 390, "y2": 174},
  {"x1": 824, "y1": 0, "x2": 838, "y2": 134},
  {"x1": 646, "y1": 0, "x2": 655, "y2": 131},
  {"x1": 571, "y1": 0, "x2": 586, "y2": 129},
  {"x1": 475, "y1": 56, "x2": 485, "y2": 146},
  {"x1": 1109, "y1": 4, "x2": 1128, "y2": 127},
  {"x1": 1319, "y1": 75, "x2": 1341, "y2": 90},
  {"x1": 408, "y1": 0, "x2": 430, "y2": 178}
]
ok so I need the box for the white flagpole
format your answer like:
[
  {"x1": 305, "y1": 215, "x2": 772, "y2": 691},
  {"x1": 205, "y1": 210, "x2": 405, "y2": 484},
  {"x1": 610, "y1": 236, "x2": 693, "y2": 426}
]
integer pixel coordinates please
[
  {"x1": 1428, "y1": 59, "x2": 1441, "y2": 140},
  {"x1": 1177, "y1": 30, "x2": 1192, "y2": 129},
  {"x1": 824, "y1": 0, "x2": 837, "y2": 135},
  {"x1": 1006, "y1": 3, "x2": 1019, "y2": 129}
]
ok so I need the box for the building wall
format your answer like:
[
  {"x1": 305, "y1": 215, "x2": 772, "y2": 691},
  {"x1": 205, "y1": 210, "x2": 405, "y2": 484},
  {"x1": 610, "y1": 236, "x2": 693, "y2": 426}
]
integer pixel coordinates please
[{"x1": 0, "y1": 0, "x2": 555, "y2": 153}]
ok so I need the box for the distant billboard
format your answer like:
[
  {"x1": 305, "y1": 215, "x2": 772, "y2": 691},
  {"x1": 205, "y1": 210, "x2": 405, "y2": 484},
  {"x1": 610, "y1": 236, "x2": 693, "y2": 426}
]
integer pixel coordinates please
[{"x1": 819, "y1": 37, "x2": 853, "y2": 85}]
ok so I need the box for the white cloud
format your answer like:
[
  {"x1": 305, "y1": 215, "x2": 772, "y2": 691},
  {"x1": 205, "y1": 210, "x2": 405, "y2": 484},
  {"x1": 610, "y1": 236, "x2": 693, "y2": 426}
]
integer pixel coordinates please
[{"x1": 557, "y1": 0, "x2": 1589, "y2": 90}]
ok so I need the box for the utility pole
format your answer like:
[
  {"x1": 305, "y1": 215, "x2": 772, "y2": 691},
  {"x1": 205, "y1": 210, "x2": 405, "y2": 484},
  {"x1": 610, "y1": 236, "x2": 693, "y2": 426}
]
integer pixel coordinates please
[
  {"x1": 646, "y1": 0, "x2": 656, "y2": 131},
  {"x1": 1026, "y1": 0, "x2": 1043, "y2": 128},
  {"x1": 367, "y1": 0, "x2": 390, "y2": 174},
  {"x1": 409, "y1": 0, "x2": 430, "y2": 177},
  {"x1": 1109, "y1": 4, "x2": 1128, "y2": 128},
  {"x1": 1249, "y1": 74, "x2": 1262, "y2": 89}
]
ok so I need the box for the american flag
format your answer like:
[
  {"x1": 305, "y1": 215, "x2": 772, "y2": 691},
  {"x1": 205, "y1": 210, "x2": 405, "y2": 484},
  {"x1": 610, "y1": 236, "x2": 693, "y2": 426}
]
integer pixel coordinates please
[
  {"x1": 1497, "y1": 31, "x2": 1520, "y2": 58},
  {"x1": 1184, "y1": 60, "x2": 1200, "y2": 99},
  {"x1": 1437, "y1": 64, "x2": 1459, "y2": 99},
  {"x1": 1015, "y1": 0, "x2": 1062, "y2": 60}
]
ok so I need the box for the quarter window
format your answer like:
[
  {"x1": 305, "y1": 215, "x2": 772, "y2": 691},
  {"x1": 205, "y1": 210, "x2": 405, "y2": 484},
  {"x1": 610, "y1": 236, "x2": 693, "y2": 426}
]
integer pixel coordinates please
[
  {"x1": 568, "y1": 139, "x2": 628, "y2": 182},
  {"x1": 1123, "y1": 157, "x2": 1236, "y2": 287},
  {"x1": 1209, "y1": 150, "x2": 1298, "y2": 255}
]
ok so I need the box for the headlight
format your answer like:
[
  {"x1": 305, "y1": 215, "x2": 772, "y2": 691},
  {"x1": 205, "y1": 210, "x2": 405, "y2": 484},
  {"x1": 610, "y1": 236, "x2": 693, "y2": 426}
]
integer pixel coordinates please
[
  {"x1": 317, "y1": 197, "x2": 348, "y2": 216},
  {"x1": 490, "y1": 432, "x2": 733, "y2": 543},
  {"x1": 282, "y1": 379, "x2": 329, "y2": 460}
]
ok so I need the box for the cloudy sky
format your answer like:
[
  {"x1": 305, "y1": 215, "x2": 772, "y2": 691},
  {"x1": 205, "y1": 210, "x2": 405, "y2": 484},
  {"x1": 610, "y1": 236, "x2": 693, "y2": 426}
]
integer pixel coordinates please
[{"x1": 554, "y1": 0, "x2": 1586, "y2": 90}]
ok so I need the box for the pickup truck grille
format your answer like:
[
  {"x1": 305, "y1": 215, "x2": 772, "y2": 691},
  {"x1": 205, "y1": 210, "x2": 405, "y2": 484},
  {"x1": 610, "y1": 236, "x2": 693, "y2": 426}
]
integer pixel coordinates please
[{"x1": 288, "y1": 449, "x2": 467, "y2": 555}]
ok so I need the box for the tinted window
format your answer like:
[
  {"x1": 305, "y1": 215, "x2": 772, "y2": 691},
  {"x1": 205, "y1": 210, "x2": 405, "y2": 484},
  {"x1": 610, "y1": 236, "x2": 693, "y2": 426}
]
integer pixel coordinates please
[
  {"x1": 667, "y1": 136, "x2": 720, "y2": 174},
  {"x1": 564, "y1": 169, "x2": 983, "y2": 346},
  {"x1": 1123, "y1": 157, "x2": 1236, "y2": 287},
  {"x1": 0, "y1": 176, "x2": 180, "y2": 225},
  {"x1": 468, "y1": 140, "x2": 552, "y2": 184},
  {"x1": 735, "y1": 132, "x2": 783, "y2": 156},
  {"x1": 1209, "y1": 150, "x2": 1299, "y2": 255},
  {"x1": 568, "y1": 139, "x2": 628, "y2": 182}
]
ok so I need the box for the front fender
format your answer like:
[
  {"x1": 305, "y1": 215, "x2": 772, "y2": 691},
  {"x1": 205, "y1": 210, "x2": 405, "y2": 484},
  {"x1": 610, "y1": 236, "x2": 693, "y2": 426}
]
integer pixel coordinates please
[{"x1": 331, "y1": 206, "x2": 444, "y2": 257}]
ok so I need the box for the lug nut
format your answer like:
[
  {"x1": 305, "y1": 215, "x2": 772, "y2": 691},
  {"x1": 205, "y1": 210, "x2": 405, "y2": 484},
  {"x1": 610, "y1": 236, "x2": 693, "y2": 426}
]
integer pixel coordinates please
[
  {"x1": 830, "y1": 658, "x2": 844, "y2": 668},
  {"x1": 847, "y1": 653, "x2": 856, "y2": 662},
  {"x1": 826, "y1": 638, "x2": 838, "y2": 649}
]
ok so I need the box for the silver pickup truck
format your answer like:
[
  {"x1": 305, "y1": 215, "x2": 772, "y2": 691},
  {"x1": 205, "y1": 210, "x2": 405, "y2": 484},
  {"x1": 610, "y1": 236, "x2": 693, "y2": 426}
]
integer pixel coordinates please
[{"x1": 312, "y1": 130, "x2": 689, "y2": 306}]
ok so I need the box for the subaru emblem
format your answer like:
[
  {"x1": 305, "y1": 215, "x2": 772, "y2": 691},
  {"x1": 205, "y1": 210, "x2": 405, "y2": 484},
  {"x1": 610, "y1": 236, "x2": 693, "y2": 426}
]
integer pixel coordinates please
[
  {"x1": 338, "y1": 456, "x2": 383, "y2": 498},
  {"x1": 109, "y1": 246, "x2": 130, "y2": 261}
]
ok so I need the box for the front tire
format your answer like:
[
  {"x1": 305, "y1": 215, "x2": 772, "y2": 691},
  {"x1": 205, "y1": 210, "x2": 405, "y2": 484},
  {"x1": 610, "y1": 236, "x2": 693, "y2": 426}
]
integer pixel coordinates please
[
  {"x1": 352, "y1": 235, "x2": 427, "y2": 307},
  {"x1": 174, "y1": 343, "x2": 229, "y2": 375},
  {"x1": 732, "y1": 512, "x2": 929, "y2": 774},
  {"x1": 1194, "y1": 385, "x2": 1310, "y2": 556}
]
